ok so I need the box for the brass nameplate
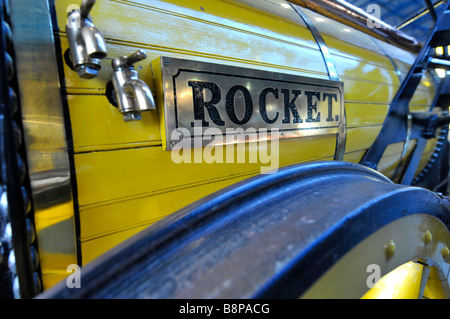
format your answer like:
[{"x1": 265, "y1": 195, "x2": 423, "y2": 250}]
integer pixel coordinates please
[{"x1": 159, "y1": 57, "x2": 344, "y2": 150}]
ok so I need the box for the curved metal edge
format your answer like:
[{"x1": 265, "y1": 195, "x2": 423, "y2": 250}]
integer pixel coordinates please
[
  {"x1": 9, "y1": 0, "x2": 78, "y2": 291},
  {"x1": 286, "y1": 0, "x2": 422, "y2": 53},
  {"x1": 252, "y1": 187, "x2": 450, "y2": 298},
  {"x1": 303, "y1": 213, "x2": 450, "y2": 299},
  {"x1": 39, "y1": 162, "x2": 450, "y2": 299},
  {"x1": 288, "y1": 4, "x2": 339, "y2": 82},
  {"x1": 370, "y1": 38, "x2": 403, "y2": 83},
  {"x1": 37, "y1": 161, "x2": 396, "y2": 298},
  {"x1": 288, "y1": 4, "x2": 346, "y2": 161}
]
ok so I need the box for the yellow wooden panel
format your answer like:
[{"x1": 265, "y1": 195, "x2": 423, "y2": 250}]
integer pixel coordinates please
[
  {"x1": 410, "y1": 105, "x2": 432, "y2": 113},
  {"x1": 345, "y1": 103, "x2": 389, "y2": 128},
  {"x1": 342, "y1": 79, "x2": 397, "y2": 104},
  {"x1": 81, "y1": 224, "x2": 149, "y2": 264},
  {"x1": 343, "y1": 150, "x2": 365, "y2": 163},
  {"x1": 382, "y1": 142, "x2": 408, "y2": 157},
  {"x1": 79, "y1": 153, "x2": 337, "y2": 242},
  {"x1": 58, "y1": 38, "x2": 327, "y2": 94},
  {"x1": 324, "y1": 37, "x2": 399, "y2": 81},
  {"x1": 345, "y1": 126, "x2": 382, "y2": 153},
  {"x1": 68, "y1": 94, "x2": 161, "y2": 152},
  {"x1": 307, "y1": 8, "x2": 439, "y2": 110},
  {"x1": 52, "y1": 0, "x2": 443, "y2": 268},
  {"x1": 372, "y1": 140, "x2": 415, "y2": 180},
  {"x1": 56, "y1": 0, "x2": 328, "y2": 92},
  {"x1": 303, "y1": 8, "x2": 396, "y2": 71},
  {"x1": 55, "y1": 0, "x2": 320, "y2": 50},
  {"x1": 411, "y1": 89, "x2": 435, "y2": 107},
  {"x1": 379, "y1": 138, "x2": 438, "y2": 181},
  {"x1": 79, "y1": 155, "x2": 337, "y2": 263},
  {"x1": 378, "y1": 154, "x2": 403, "y2": 179},
  {"x1": 79, "y1": 172, "x2": 253, "y2": 241},
  {"x1": 74, "y1": 134, "x2": 337, "y2": 207}
]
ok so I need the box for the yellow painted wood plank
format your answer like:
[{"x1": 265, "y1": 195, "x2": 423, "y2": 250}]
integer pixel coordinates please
[
  {"x1": 378, "y1": 153, "x2": 403, "y2": 176},
  {"x1": 74, "y1": 134, "x2": 337, "y2": 207},
  {"x1": 55, "y1": 0, "x2": 328, "y2": 92},
  {"x1": 79, "y1": 172, "x2": 253, "y2": 241},
  {"x1": 57, "y1": 39, "x2": 328, "y2": 91},
  {"x1": 324, "y1": 35, "x2": 398, "y2": 73},
  {"x1": 55, "y1": 0, "x2": 319, "y2": 50},
  {"x1": 345, "y1": 103, "x2": 389, "y2": 128},
  {"x1": 345, "y1": 126, "x2": 382, "y2": 153},
  {"x1": 343, "y1": 150, "x2": 366, "y2": 163},
  {"x1": 81, "y1": 224, "x2": 149, "y2": 264},
  {"x1": 341, "y1": 78, "x2": 397, "y2": 104},
  {"x1": 80, "y1": 156, "x2": 337, "y2": 264},
  {"x1": 302, "y1": 8, "x2": 396, "y2": 70},
  {"x1": 67, "y1": 94, "x2": 162, "y2": 152}
]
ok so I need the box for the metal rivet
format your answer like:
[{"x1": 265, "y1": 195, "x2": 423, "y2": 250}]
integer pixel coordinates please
[
  {"x1": 33, "y1": 272, "x2": 42, "y2": 295},
  {"x1": 26, "y1": 219, "x2": 35, "y2": 245},
  {"x1": 21, "y1": 187, "x2": 31, "y2": 215},
  {"x1": 8, "y1": 87, "x2": 18, "y2": 116},
  {"x1": 5, "y1": 52, "x2": 14, "y2": 82},
  {"x1": 4, "y1": 222, "x2": 12, "y2": 249},
  {"x1": 8, "y1": 249, "x2": 16, "y2": 274},
  {"x1": 30, "y1": 246, "x2": 39, "y2": 270},
  {"x1": 422, "y1": 230, "x2": 432, "y2": 245},
  {"x1": 0, "y1": 191, "x2": 9, "y2": 222},
  {"x1": 442, "y1": 246, "x2": 449, "y2": 260},
  {"x1": 163, "y1": 58, "x2": 170, "y2": 66},
  {"x1": 12, "y1": 276, "x2": 20, "y2": 299},
  {"x1": 2, "y1": 21, "x2": 12, "y2": 49},
  {"x1": 384, "y1": 240, "x2": 395, "y2": 259},
  {"x1": 18, "y1": 156, "x2": 26, "y2": 183},
  {"x1": 13, "y1": 121, "x2": 22, "y2": 150}
]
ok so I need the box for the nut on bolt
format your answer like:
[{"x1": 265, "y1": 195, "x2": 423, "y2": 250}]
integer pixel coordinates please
[
  {"x1": 76, "y1": 64, "x2": 101, "y2": 79},
  {"x1": 422, "y1": 230, "x2": 432, "y2": 245},
  {"x1": 384, "y1": 239, "x2": 395, "y2": 259},
  {"x1": 442, "y1": 245, "x2": 449, "y2": 260}
]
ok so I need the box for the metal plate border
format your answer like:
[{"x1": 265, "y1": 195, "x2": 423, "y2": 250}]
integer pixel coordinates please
[{"x1": 160, "y1": 56, "x2": 345, "y2": 152}]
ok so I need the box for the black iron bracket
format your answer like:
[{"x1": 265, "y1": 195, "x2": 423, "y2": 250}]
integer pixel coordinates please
[{"x1": 361, "y1": 1, "x2": 450, "y2": 187}]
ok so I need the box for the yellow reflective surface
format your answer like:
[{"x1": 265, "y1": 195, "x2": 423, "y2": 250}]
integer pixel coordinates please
[{"x1": 48, "y1": 0, "x2": 440, "y2": 268}]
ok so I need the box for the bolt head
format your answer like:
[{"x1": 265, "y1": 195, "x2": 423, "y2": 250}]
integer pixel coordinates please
[
  {"x1": 8, "y1": 250, "x2": 16, "y2": 274},
  {"x1": 0, "y1": 191, "x2": 8, "y2": 225},
  {"x1": 3, "y1": 222, "x2": 12, "y2": 249},
  {"x1": 384, "y1": 240, "x2": 396, "y2": 259},
  {"x1": 13, "y1": 276, "x2": 20, "y2": 299},
  {"x1": 442, "y1": 246, "x2": 449, "y2": 260},
  {"x1": 422, "y1": 230, "x2": 432, "y2": 245},
  {"x1": 77, "y1": 65, "x2": 99, "y2": 79}
]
